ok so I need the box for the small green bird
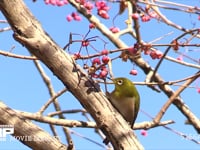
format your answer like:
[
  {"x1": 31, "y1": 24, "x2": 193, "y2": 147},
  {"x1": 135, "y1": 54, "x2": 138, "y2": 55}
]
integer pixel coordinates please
[
  {"x1": 108, "y1": 77, "x2": 140, "y2": 128},
  {"x1": 104, "y1": 77, "x2": 140, "y2": 144}
]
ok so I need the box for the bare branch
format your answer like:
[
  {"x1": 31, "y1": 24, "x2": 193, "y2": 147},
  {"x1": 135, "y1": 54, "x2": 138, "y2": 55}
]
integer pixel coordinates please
[
  {"x1": 38, "y1": 88, "x2": 68, "y2": 114},
  {"x1": 154, "y1": 71, "x2": 200, "y2": 124},
  {"x1": 33, "y1": 60, "x2": 74, "y2": 148},
  {"x1": 0, "y1": 50, "x2": 37, "y2": 60},
  {"x1": 0, "y1": 101, "x2": 66, "y2": 150},
  {"x1": 16, "y1": 110, "x2": 97, "y2": 128}
]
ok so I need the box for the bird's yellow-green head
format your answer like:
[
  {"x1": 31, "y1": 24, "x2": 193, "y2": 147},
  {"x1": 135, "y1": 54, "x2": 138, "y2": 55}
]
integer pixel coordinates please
[
  {"x1": 108, "y1": 77, "x2": 140, "y2": 128},
  {"x1": 112, "y1": 77, "x2": 139, "y2": 99}
]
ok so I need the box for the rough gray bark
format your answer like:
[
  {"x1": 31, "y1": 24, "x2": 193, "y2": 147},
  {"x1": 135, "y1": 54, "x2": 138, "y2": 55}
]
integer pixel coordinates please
[
  {"x1": 0, "y1": 0, "x2": 144, "y2": 149},
  {"x1": 0, "y1": 102, "x2": 66, "y2": 150}
]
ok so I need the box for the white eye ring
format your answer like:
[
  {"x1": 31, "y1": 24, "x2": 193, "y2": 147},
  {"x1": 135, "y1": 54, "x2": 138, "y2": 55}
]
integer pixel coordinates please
[{"x1": 117, "y1": 80, "x2": 123, "y2": 85}]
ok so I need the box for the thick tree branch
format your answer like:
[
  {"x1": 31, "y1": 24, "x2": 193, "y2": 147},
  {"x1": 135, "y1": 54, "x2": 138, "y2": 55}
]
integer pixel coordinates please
[
  {"x1": 0, "y1": 101, "x2": 66, "y2": 150},
  {"x1": 0, "y1": 0, "x2": 144, "y2": 149}
]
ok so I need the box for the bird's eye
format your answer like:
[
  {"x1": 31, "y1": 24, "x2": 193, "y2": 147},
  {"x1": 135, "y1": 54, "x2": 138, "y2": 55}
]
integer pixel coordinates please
[{"x1": 117, "y1": 80, "x2": 123, "y2": 85}]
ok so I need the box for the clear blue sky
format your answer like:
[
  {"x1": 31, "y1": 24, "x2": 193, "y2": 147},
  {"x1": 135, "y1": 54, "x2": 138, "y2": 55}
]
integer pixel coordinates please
[{"x1": 0, "y1": 0, "x2": 200, "y2": 149}]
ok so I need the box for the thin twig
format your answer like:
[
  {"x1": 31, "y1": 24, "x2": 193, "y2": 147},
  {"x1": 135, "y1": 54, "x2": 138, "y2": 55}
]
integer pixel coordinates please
[
  {"x1": 150, "y1": 29, "x2": 199, "y2": 82},
  {"x1": 165, "y1": 55, "x2": 200, "y2": 69},
  {"x1": 33, "y1": 60, "x2": 74, "y2": 147},
  {"x1": 154, "y1": 71, "x2": 200, "y2": 123},
  {"x1": 16, "y1": 110, "x2": 97, "y2": 128},
  {"x1": 0, "y1": 50, "x2": 37, "y2": 60},
  {"x1": 48, "y1": 109, "x2": 87, "y2": 117},
  {"x1": 0, "y1": 20, "x2": 8, "y2": 23},
  {"x1": 0, "y1": 26, "x2": 11, "y2": 32},
  {"x1": 38, "y1": 88, "x2": 68, "y2": 114},
  {"x1": 140, "y1": 109, "x2": 200, "y2": 145},
  {"x1": 69, "y1": 129, "x2": 106, "y2": 148},
  {"x1": 138, "y1": 0, "x2": 200, "y2": 15}
]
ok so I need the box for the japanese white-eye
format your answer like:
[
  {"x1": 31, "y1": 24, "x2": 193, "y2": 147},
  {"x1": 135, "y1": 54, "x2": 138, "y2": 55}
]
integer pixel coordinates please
[
  {"x1": 108, "y1": 77, "x2": 140, "y2": 128},
  {"x1": 104, "y1": 77, "x2": 140, "y2": 144}
]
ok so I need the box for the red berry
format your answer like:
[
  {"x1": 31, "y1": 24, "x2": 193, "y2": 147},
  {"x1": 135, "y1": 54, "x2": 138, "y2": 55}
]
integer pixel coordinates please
[
  {"x1": 144, "y1": 49, "x2": 150, "y2": 55},
  {"x1": 82, "y1": 41, "x2": 89, "y2": 47},
  {"x1": 71, "y1": 12, "x2": 77, "y2": 18},
  {"x1": 76, "y1": 0, "x2": 85, "y2": 4},
  {"x1": 98, "y1": 10, "x2": 109, "y2": 19},
  {"x1": 56, "y1": 0, "x2": 65, "y2": 6},
  {"x1": 132, "y1": 13, "x2": 139, "y2": 20},
  {"x1": 197, "y1": 88, "x2": 200, "y2": 94},
  {"x1": 92, "y1": 58, "x2": 101, "y2": 65},
  {"x1": 101, "y1": 49, "x2": 109, "y2": 55},
  {"x1": 74, "y1": 15, "x2": 81, "y2": 21},
  {"x1": 89, "y1": 23, "x2": 96, "y2": 29},
  {"x1": 130, "y1": 69, "x2": 138, "y2": 75},
  {"x1": 128, "y1": 47, "x2": 137, "y2": 55},
  {"x1": 84, "y1": 2, "x2": 94, "y2": 10},
  {"x1": 155, "y1": 50, "x2": 163, "y2": 59},
  {"x1": 149, "y1": 11, "x2": 158, "y2": 18},
  {"x1": 45, "y1": 0, "x2": 50, "y2": 4},
  {"x1": 198, "y1": 15, "x2": 200, "y2": 21},
  {"x1": 63, "y1": 0, "x2": 68, "y2": 4},
  {"x1": 95, "y1": 1, "x2": 107, "y2": 10},
  {"x1": 102, "y1": 55, "x2": 110, "y2": 64},
  {"x1": 141, "y1": 15, "x2": 151, "y2": 22},
  {"x1": 101, "y1": 6, "x2": 110, "y2": 11},
  {"x1": 71, "y1": 12, "x2": 81, "y2": 21},
  {"x1": 177, "y1": 56, "x2": 183, "y2": 61},
  {"x1": 49, "y1": 0, "x2": 56, "y2": 5},
  {"x1": 73, "y1": 53, "x2": 81, "y2": 60},
  {"x1": 150, "y1": 51, "x2": 157, "y2": 59},
  {"x1": 109, "y1": 26, "x2": 120, "y2": 33},
  {"x1": 141, "y1": 130, "x2": 148, "y2": 136},
  {"x1": 99, "y1": 70, "x2": 108, "y2": 78},
  {"x1": 66, "y1": 15, "x2": 73, "y2": 22}
]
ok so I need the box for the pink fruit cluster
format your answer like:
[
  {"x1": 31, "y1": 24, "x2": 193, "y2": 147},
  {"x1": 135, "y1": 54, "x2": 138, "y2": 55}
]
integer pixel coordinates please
[
  {"x1": 149, "y1": 50, "x2": 163, "y2": 59},
  {"x1": 141, "y1": 15, "x2": 151, "y2": 22},
  {"x1": 45, "y1": 0, "x2": 68, "y2": 6},
  {"x1": 75, "y1": 50, "x2": 110, "y2": 79},
  {"x1": 92, "y1": 56, "x2": 110, "y2": 65},
  {"x1": 66, "y1": 12, "x2": 82, "y2": 22},
  {"x1": 129, "y1": 43, "x2": 163, "y2": 60},
  {"x1": 90, "y1": 52, "x2": 110, "y2": 79},
  {"x1": 44, "y1": 0, "x2": 111, "y2": 23},
  {"x1": 75, "y1": 0, "x2": 94, "y2": 14},
  {"x1": 95, "y1": 1, "x2": 110, "y2": 19},
  {"x1": 132, "y1": 11, "x2": 158, "y2": 22},
  {"x1": 98, "y1": 66, "x2": 108, "y2": 79}
]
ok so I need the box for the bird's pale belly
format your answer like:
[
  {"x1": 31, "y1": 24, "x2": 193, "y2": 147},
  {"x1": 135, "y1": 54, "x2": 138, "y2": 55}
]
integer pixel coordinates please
[{"x1": 110, "y1": 97, "x2": 135, "y2": 125}]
